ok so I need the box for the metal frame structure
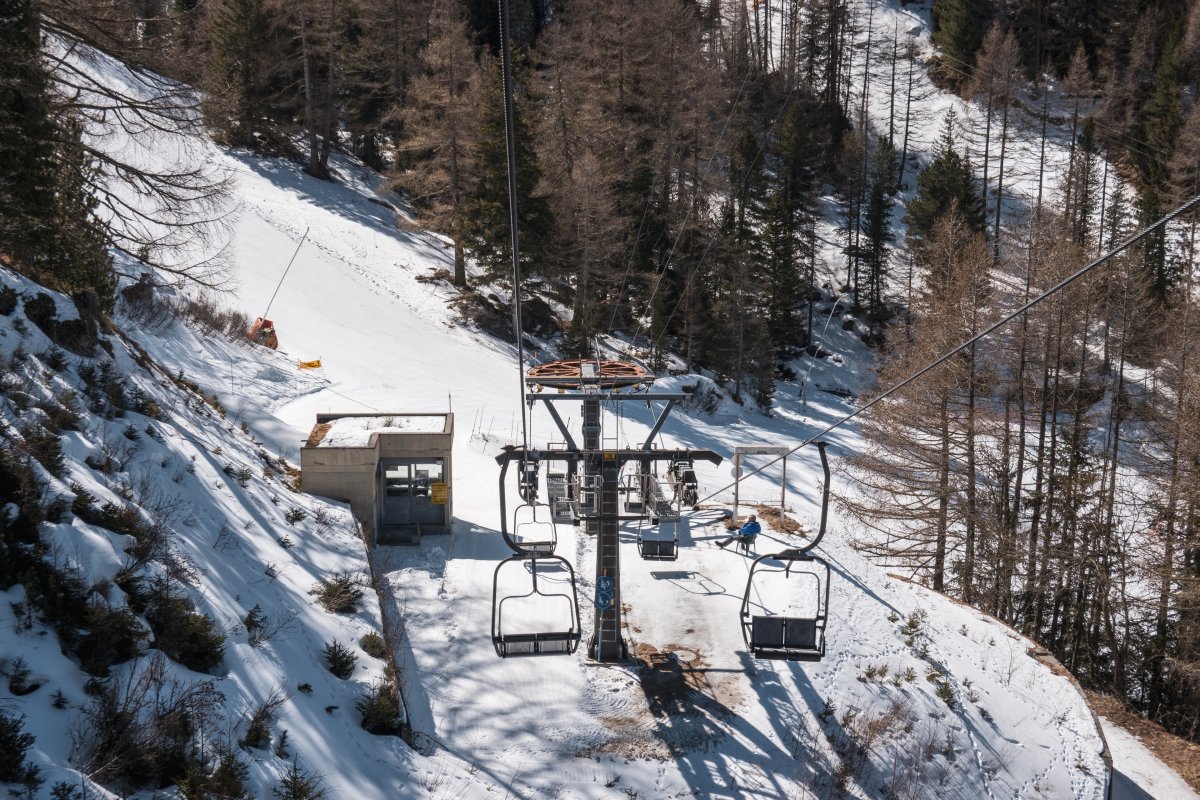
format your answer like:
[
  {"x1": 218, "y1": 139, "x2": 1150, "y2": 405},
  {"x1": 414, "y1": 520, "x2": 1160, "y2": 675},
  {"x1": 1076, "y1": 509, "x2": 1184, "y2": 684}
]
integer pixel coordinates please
[
  {"x1": 495, "y1": 362, "x2": 721, "y2": 661},
  {"x1": 492, "y1": 554, "x2": 582, "y2": 657},
  {"x1": 739, "y1": 442, "x2": 833, "y2": 663}
]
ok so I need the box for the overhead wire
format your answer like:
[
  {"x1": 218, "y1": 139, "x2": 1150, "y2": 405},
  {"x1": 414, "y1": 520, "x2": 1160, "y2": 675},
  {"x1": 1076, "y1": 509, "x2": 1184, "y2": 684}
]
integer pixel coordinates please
[
  {"x1": 691, "y1": 191, "x2": 1200, "y2": 507},
  {"x1": 498, "y1": 0, "x2": 529, "y2": 451}
]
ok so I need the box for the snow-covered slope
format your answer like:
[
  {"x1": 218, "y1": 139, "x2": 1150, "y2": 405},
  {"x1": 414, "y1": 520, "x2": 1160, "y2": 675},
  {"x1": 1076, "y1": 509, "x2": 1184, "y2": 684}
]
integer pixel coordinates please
[
  {"x1": 0, "y1": 268, "x2": 420, "y2": 799},
  {"x1": 1, "y1": 2, "x2": 1156, "y2": 798}
]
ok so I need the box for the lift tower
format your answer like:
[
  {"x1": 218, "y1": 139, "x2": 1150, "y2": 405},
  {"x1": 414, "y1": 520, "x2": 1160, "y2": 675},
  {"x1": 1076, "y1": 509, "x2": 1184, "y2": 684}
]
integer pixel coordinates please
[{"x1": 496, "y1": 359, "x2": 721, "y2": 662}]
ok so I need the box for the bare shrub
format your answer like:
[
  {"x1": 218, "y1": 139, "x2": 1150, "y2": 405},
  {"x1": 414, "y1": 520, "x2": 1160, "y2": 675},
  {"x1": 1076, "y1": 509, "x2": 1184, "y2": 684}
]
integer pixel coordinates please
[
  {"x1": 239, "y1": 687, "x2": 288, "y2": 751},
  {"x1": 311, "y1": 572, "x2": 364, "y2": 613},
  {"x1": 74, "y1": 654, "x2": 224, "y2": 793}
]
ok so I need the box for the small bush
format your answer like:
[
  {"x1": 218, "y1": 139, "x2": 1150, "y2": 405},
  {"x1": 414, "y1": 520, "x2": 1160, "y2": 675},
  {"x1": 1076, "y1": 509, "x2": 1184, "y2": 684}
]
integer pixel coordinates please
[
  {"x1": 311, "y1": 572, "x2": 363, "y2": 613},
  {"x1": 20, "y1": 423, "x2": 65, "y2": 476},
  {"x1": 324, "y1": 640, "x2": 358, "y2": 679},
  {"x1": 137, "y1": 576, "x2": 226, "y2": 673},
  {"x1": 0, "y1": 710, "x2": 37, "y2": 782},
  {"x1": 285, "y1": 507, "x2": 307, "y2": 525},
  {"x1": 356, "y1": 679, "x2": 402, "y2": 736},
  {"x1": 240, "y1": 688, "x2": 286, "y2": 752},
  {"x1": 76, "y1": 601, "x2": 147, "y2": 676},
  {"x1": 360, "y1": 632, "x2": 387, "y2": 659},
  {"x1": 902, "y1": 608, "x2": 928, "y2": 647},
  {"x1": 178, "y1": 745, "x2": 249, "y2": 800},
  {"x1": 934, "y1": 680, "x2": 957, "y2": 709},
  {"x1": 272, "y1": 760, "x2": 327, "y2": 800},
  {"x1": 7, "y1": 655, "x2": 39, "y2": 695}
]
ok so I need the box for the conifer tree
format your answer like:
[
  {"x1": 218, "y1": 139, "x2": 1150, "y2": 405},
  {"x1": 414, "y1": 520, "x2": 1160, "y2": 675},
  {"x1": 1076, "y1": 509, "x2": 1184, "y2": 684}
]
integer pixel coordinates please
[
  {"x1": 461, "y1": 56, "x2": 553, "y2": 286},
  {"x1": 204, "y1": 0, "x2": 271, "y2": 146},
  {"x1": 862, "y1": 138, "x2": 896, "y2": 319},
  {"x1": 1, "y1": 0, "x2": 53, "y2": 249},
  {"x1": 931, "y1": 0, "x2": 994, "y2": 84},
  {"x1": 904, "y1": 111, "x2": 984, "y2": 267}
]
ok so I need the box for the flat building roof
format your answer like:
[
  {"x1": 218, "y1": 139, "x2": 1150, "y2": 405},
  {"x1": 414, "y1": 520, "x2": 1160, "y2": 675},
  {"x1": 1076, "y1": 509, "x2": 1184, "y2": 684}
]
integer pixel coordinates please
[{"x1": 307, "y1": 413, "x2": 451, "y2": 448}]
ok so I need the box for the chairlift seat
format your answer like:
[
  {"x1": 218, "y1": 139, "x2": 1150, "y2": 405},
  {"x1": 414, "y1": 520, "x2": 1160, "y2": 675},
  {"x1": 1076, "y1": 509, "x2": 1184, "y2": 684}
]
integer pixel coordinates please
[
  {"x1": 494, "y1": 630, "x2": 580, "y2": 657},
  {"x1": 749, "y1": 615, "x2": 824, "y2": 661},
  {"x1": 639, "y1": 538, "x2": 677, "y2": 561}
]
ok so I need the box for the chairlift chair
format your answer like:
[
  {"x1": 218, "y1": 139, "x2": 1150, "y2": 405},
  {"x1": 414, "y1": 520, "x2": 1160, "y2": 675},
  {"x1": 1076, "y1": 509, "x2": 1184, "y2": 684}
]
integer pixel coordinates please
[
  {"x1": 667, "y1": 459, "x2": 699, "y2": 507},
  {"x1": 491, "y1": 554, "x2": 582, "y2": 657},
  {"x1": 512, "y1": 502, "x2": 558, "y2": 555},
  {"x1": 636, "y1": 517, "x2": 678, "y2": 561},
  {"x1": 740, "y1": 550, "x2": 831, "y2": 662}
]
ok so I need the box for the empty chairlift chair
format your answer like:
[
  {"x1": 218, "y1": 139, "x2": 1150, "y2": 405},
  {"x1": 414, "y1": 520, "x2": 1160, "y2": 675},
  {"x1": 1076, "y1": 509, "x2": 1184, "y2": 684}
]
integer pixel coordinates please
[
  {"x1": 512, "y1": 502, "x2": 558, "y2": 555},
  {"x1": 491, "y1": 555, "x2": 582, "y2": 657},
  {"x1": 740, "y1": 550, "x2": 831, "y2": 662},
  {"x1": 636, "y1": 518, "x2": 678, "y2": 561},
  {"x1": 635, "y1": 475, "x2": 679, "y2": 561}
]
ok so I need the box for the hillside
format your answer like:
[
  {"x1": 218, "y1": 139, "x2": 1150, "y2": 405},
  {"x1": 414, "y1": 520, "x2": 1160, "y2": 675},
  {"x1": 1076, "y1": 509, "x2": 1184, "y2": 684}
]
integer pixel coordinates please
[{"x1": 2, "y1": 0, "x2": 1196, "y2": 798}]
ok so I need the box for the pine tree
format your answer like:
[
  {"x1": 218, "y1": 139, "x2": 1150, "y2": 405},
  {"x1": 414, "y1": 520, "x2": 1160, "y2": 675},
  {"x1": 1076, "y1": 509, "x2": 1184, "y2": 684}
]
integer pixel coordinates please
[
  {"x1": 0, "y1": 0, "x2": 58, "y2": 263},
  {"x1": 862, "y1": 138, "x2": 896, "y2": 320},
  {"x1": 461, "y1": 56, "x2": 553, "y2": 286},
  {"x1": 903, "y1": 111, "x2": 984, "y2": 267},
  {"x1": 930, "y1": 0, "x2": 994, "y2": 85},
  {"x1": 204, "y1": 0, "x2": 270, "y2": 146},
  {"x1": 0, "y1": 0, "x2": 113, "y2": 304}
]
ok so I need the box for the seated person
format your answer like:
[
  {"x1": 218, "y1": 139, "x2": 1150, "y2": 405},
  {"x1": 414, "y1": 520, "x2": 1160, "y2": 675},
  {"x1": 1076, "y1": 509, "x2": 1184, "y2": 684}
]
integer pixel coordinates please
[{"x1": 718, "y1": 514, "x2": 761, "y2": 550}]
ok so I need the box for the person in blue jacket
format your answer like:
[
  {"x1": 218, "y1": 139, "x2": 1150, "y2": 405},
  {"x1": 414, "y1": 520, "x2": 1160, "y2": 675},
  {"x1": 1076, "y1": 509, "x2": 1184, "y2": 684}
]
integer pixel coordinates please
[{"x1": 718, "y1": 514, "x2": 760, "y2": 550}]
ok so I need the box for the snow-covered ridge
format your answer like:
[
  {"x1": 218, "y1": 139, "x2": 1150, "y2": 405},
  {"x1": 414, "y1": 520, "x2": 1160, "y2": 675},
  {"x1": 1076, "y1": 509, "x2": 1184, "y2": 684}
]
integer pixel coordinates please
[{"x1": 0, "y1": 269, "x2": 422, "y2": 798}]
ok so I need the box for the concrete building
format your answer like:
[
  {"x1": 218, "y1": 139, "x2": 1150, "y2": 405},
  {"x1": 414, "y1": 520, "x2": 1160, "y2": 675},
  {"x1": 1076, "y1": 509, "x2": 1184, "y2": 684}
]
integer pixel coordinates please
[{"x1": 300, "y1": 412, "x2": 453, "y2": 545}]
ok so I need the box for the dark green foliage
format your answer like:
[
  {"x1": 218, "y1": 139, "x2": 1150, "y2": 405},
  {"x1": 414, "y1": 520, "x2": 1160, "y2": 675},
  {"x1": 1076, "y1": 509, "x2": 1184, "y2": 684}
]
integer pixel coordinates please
[
  {"x1": 0, "y1": 710, "x2": 37, "y2": 782},
  {"x1": 0, "y1": 286, "x2": 17, "y2": 316},
  {"x1": 323, "y1": 640, "x2": 358, "y2": 679},
  {"x1": 931, "y1": 0, "x2": 995, "y2": 84},
  {"x1": 178, "y1": 746, "x2": 250, "y2": 800},
  {"x1": 862, "y1": 140, "x2": 897, "y2": 319},
  {"x1": 77, "y1": 360, "x2": 128, "y2": 415},
  {"x1": 204, "y1": 0, "x2": 271, "y2": 146},
  {"x1": 272, "y1": 760, "x2": 327, "y2": 800},
  {"x1": 18, "y1": 423, "x2": 65, "y2": 477},
  {"x1": 355, "y1": 679, "x2": 402, "y2": 736},
  {"x1": 75, "y1": 601, "x2": 147, "y2": 676},
  {"x1": 131, "y1": 576, "x2": 226, "y2": 673},
  {"x1": 312, "y1": 572, "x2": 363, "y2": 613},
  {"x1": 461, "y1": 59, "x2": 554, "y2": 287},
  {"x1": 8, "y1": 655, "x2": 38, "y2": 695},
  {"x1": 359, "y1": 631, "x2": 387, "y2": 659},
  {"x1": 903, "y1": 112, "x2": 985, "y2": 266}
]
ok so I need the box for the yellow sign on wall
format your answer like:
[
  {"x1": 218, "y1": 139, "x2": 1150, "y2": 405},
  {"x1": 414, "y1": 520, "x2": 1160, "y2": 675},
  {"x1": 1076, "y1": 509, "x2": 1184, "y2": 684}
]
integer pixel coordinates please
[{"x1": 430, "y1": 482, "x2": 449, "y2": 504}]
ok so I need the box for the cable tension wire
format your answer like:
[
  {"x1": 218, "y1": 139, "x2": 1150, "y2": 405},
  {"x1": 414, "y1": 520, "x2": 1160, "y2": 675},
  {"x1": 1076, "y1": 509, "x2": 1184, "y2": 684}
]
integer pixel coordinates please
[{"x1": 693, "y1": 192, "x2": 1200, "y2": 508}]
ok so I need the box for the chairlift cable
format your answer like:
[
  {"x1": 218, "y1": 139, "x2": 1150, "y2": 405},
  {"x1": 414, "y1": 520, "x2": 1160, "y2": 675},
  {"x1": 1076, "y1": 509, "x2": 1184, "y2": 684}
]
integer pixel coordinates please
[
  {"x1": 498, "y1": 0, "x2": 529, "y2": 452},
  {"x1": 692, "y1": 191, "x2": 1200, "y2": 507},
  {"x1": 259, "y1": 226, "x2": 310, "y2": 321}
]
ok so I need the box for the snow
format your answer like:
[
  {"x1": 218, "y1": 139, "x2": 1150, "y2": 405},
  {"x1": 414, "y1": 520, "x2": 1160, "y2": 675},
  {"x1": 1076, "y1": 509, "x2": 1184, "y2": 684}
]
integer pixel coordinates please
[
  {"x1": 1102, "y1": 720, "x2": 1200, "y2": 800},
  {"x1": 3, "y1": 2, "x2": 1194, "y2": 798},
  {"x1": 314, "y1": 415, "x2": 450, "y2": 447}
]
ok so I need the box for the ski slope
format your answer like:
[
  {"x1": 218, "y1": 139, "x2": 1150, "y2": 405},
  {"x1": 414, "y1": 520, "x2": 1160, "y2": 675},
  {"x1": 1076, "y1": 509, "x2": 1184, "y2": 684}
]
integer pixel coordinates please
[
  {"x1": 6, "y1": 1, "x2": 1194, "y2": 796},
  {"x1": 191, "y1": 145, "x2": 1111, "y2": 798}
]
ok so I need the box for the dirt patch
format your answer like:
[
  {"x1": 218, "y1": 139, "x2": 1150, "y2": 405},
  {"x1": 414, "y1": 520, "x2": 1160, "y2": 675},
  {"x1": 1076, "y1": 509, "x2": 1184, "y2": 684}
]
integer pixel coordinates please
[
  {"x1": 755, "y1": 504, "x2": 806, "y2": 536},
  {"x1": 1085, "y1": 690, "x2": 1200, "y2": 791},
  {"x1": 722, "y1": 506, "x2": 806, "y2": 537},
  {"x1": 305, "y1": 422, "x2": 332, "y2": 447},
  {"x1": 634, "y1": 642, "x2": 710, "y2": 711}
]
